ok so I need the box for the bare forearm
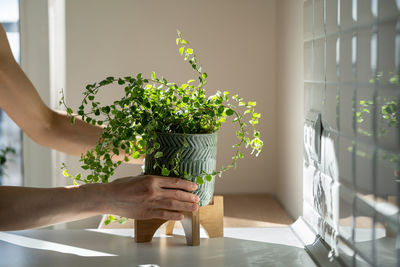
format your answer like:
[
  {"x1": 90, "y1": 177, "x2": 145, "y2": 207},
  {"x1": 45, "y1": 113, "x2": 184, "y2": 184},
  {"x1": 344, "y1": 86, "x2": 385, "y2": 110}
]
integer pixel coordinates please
[
  {"x1": 0, "y1": 184, "x2": 106, "y2": 231},
  {"x1": 49, "y1": 110, "x2": 144, "y2": 163},
  {"x1": 0, "y1": 59, "x2": 100, "y2": 158},
  {"x1": 0, "y1": 175, "x2": 200, "y2": 231},
  {"x1": 45, "y1": 110, "x2": 102, "y2": 157},
  {"x1": 0, "y1": 26, "x2": 142, "y2": 163}
]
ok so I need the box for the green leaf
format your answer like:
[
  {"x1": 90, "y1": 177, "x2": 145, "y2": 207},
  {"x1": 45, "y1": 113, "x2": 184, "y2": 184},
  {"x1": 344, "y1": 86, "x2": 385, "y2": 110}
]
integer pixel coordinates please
[
  {"x1": 154, "y1": 151, "x2": 163, "y2": 158},
  {"x1": 161, "y1": 168, "x2": 170, "y2": 176},
  {"x1": 248, "y1": 101, "x2": 257, "y2": 106},
  {"x1": 66, "y1": 108, "x2": 73, "y2": 114},
  {"x1": 179, "y1": 47, "x2": 184, "y2": 56},
  {"x1": 139, "y1": 139, "x2": 146, "y2": 148},
  {"x1": 132, "y1": 151, "x2": 141, "y2": 159},
  {"x1": 103, "y1": 106, "x2": 111, "y2": 114},
  {"x1": 253, "y1": 113, "x2": 261, "y2": 119},
  {"x1": 205, "y1": 174, "x2": 212, "y2": 182},
  {"x1": 118, "y1": 217, "x2": 128, "y2": 224},
  {"x1": 176, "y1": 38, "x2": 180, "y2": 45},
  {"x1": 226, "y1": 109, "x2": 234, "y2": 116},
  {"x1": 186, "y1": 48, "x2": 193, "y2": 54},
  {"x1": 196, "y1": 176, "x2": 204, "y2": 184},
  {"x1": 113, "y1": 148, "x2": 120, "y2": 155},
  {"x1": 62, "y1": 170, "x2": 69, "y2": 177},
  {"x1": 152, "y1": 71, "x2": 156, "y2": 80}
]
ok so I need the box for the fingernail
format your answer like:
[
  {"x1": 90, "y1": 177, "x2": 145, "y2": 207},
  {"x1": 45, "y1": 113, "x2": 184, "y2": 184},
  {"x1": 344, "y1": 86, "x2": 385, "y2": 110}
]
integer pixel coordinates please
[{"x1": 194, "y1": 196, "x2": 200, "y2": 202}]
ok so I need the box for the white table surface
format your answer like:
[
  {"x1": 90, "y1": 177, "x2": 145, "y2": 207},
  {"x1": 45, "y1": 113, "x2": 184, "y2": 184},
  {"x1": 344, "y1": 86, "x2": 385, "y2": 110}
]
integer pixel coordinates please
[{"x1": 0, "y1": 227, "x2": 316, "y2": 267}]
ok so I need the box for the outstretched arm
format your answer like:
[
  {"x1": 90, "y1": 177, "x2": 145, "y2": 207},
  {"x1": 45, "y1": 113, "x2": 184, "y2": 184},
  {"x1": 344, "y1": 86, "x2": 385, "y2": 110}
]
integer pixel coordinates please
[
  {"x1": 0, "y1": 175, "x2": 199, "y2": 231},
  {"x1": 0, "y1": 25, "x2": 140, "y2": 163}
]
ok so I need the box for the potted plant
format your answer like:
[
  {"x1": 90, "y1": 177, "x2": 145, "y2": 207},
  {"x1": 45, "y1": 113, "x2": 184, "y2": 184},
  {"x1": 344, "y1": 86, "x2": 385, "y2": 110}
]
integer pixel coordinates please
[{"x1": 61, "y1": 30, "x2": 263, "y2": 214}]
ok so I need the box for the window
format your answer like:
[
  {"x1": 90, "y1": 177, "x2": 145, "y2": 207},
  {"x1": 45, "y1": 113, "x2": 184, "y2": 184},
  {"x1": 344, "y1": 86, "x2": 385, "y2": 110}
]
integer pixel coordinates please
[{"x1": 0, "y1": 0, "x2": 23, "y2": 186}]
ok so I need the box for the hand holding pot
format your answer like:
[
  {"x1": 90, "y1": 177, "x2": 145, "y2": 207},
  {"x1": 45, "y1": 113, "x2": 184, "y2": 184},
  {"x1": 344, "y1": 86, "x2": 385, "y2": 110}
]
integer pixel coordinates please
[{"x1": 105, "y1": 175, "x2": 200, "y2": 221}]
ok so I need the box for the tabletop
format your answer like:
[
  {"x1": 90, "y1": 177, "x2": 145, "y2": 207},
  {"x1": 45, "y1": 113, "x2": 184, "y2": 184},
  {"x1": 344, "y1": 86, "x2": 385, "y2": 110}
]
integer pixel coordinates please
[{"x1": 0, "y1": 227, "x2": 316, "y2": 267}]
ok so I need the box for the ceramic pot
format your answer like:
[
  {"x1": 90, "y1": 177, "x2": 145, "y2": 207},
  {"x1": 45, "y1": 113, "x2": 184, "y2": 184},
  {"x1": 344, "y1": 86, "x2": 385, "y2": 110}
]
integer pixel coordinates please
[{"x1": 145, "y1": 132, "x2": 218, "y2": 206}]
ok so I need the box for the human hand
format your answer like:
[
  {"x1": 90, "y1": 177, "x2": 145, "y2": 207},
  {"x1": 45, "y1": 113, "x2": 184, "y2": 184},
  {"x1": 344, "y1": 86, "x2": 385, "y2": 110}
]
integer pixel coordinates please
[{"x1": 103, "y1": 175, "x2": 199, "y2": 221}]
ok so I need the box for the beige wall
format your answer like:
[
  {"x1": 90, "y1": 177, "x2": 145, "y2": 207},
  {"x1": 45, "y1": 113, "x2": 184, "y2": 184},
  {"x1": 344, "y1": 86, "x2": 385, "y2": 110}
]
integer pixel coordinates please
[
  {"x1": 275, "y1": 0, "x2": 304, "y2": 218},
  {"x1": 64, "y1": 0, "x2": 277, "y2": 194}
]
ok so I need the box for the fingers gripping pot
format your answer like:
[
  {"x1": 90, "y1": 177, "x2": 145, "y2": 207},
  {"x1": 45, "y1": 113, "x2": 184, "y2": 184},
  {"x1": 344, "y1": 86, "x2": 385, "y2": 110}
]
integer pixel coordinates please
[{"x1": 145, "y1": 132, "x2": 218, "y2": 206}]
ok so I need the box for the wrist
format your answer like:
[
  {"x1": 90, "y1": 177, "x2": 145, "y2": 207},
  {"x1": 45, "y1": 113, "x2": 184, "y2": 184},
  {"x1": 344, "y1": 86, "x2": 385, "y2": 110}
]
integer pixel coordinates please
[{"x1": 78, "y1": 183, "x2": 110, "y2": 215}]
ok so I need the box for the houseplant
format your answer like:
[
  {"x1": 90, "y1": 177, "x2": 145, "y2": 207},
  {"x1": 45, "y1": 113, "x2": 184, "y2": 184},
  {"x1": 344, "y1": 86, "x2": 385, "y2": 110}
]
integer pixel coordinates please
[{"x1": 61, "y1": 30, "x2": 263, "y2": 214}]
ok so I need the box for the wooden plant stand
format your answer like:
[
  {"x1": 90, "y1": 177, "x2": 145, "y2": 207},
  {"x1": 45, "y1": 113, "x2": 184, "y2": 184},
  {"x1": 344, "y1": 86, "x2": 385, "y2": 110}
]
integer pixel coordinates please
[{"x1": 134, "y1": 195, "x2": 224, "y2": 246}]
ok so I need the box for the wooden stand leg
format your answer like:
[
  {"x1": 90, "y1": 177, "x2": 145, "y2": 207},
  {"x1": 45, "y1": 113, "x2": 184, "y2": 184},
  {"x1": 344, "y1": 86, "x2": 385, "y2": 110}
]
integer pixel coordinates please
[
  {"x1": 200, "y1": 195, "x2": 224, "y2": 238},
  {"x1": 165, "y1": 221, "x2": 175, "y2": 235},
  {"x1": 134, "y1": 219, "x2": 167, "y2": 243},
  {"x1": 164, "y1": 196, "x2": 224, "y2": 239},
  {"x1": 181, "y1": 210, "x2": 200, "y2": 246}
]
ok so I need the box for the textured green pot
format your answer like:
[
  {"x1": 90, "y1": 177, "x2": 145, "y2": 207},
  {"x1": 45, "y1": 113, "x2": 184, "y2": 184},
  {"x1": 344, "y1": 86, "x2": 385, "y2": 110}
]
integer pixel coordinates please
[{"x1": 145, "y1": 132, "x2": 218, "y2": 206}]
